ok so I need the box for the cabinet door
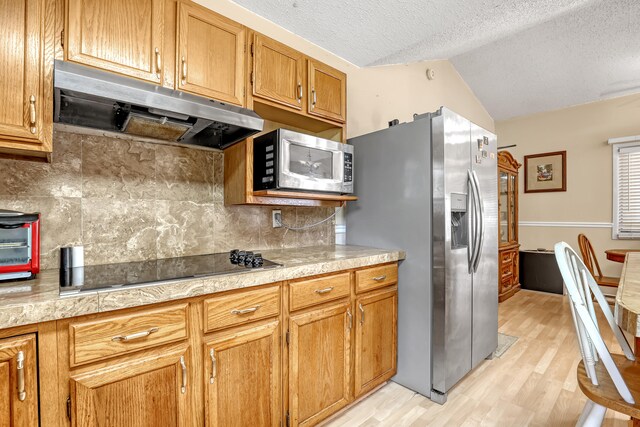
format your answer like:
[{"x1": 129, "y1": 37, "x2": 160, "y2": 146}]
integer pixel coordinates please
[
  {"x1": 66, "y1": 0, "x2": 164, "y2": 83},
  {"x1": 307, "y1": 59, "x2": 346, "y2": 123},
  {"x1": 177, "y1": 2, "x2": 245, "y2": 105},
  {"x1": 0, "y1": 0, "x2": 47, "y2": 146},
  {"x1": 69, "y1": 346, "x2": 192, "y2": 427},
  {"x1": 289, "y1": 302, "x2": 351, "y2": 427},
  {"x1": 0, "y1": 334, "x2": 38, "y2": 427},
  {"x1": 252, "y1": 34, "x2": 304, "y2": 110},
  {"x1": 354, "y1": 288, "x2": 397, "y2": 397},
  {"x1": 205, "y1": 321, "x2": 280, "y2": 427}
]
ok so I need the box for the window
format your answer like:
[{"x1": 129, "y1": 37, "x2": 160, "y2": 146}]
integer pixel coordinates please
[{"x1": 611, "y1": 136, "x2": 640, "y2": 239}]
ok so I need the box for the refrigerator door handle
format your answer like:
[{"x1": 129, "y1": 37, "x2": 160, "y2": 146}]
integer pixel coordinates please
[
  {"x1": 471, "y1": 170, "x2": 484, "y2": 273},
  {"x1": 467, "y1": 170, "x2": 479, "y2": 273}
]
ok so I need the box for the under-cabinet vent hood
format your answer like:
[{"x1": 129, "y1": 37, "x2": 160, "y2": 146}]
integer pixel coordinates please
[{"x1": 53, "y1": 60, "x2": 263, "y2": 149}]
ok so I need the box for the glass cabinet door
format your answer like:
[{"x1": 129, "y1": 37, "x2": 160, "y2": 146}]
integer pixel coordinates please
[
  {"x1": 499, "y1": 171, "x2": 509, "y2": 244},
  {"x1": 509, "y1": 173, "x2": 517, "y2": 242}
]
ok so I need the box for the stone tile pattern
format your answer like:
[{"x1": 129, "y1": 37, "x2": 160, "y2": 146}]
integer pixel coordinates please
[
  {"x1": 0, "y1": 245, "x2": 405, "y2": 329},
  {"x1": 0, "y1": 129, "x2": 335, "y2": 268}
]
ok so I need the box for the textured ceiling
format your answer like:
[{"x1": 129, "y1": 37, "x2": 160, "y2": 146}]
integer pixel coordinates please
[{"x1": 232, "y1": 0, "x2": 640, "y2": 120}]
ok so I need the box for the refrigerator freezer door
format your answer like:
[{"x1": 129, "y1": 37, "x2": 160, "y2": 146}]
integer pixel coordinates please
[
  {"x1": 346, "y1": 119, "x2": 433, "y2": 396},
  {"x1": 431, "y1": 108, "x2": 473, "y2": 397},
  {"x1": 470, "y1": 124, "x2": 499, "y2": 368}
]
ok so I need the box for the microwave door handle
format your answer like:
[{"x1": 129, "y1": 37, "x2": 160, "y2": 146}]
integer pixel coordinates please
[{"x1": 0, "y1": 223, "x2": 26, "y2": 229}]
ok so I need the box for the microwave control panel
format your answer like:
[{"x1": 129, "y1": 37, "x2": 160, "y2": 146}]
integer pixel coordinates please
[{"x1": 344, "y1": 152, "x2": 353, "y2": 182}]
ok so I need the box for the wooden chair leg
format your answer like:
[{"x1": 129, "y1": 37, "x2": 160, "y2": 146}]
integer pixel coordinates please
[{"x1": 576, "y1": 400, "x2": 607, "y2": 427}]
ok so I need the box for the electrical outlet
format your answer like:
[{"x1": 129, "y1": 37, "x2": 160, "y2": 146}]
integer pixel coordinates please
[{"x1": 272, "y1": 209, "x2": 282, "y2": 228}]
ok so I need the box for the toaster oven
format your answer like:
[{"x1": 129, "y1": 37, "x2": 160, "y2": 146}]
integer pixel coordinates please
[{"x1": 0, "y1": 210, "x2": 40, "y2": 281}]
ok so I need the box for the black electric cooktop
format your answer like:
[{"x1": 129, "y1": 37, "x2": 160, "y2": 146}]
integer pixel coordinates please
[{"x1": 59, "y1": 251, "x2": 281, "y2": 296}]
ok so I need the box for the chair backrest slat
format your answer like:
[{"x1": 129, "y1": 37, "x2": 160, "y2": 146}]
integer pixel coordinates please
[
  {"x1": 578, "y1": 234, "x2": 604, "y2": 278},
  {"x1": 554, "y1": 242, "x2": 635, "y2": 404}
]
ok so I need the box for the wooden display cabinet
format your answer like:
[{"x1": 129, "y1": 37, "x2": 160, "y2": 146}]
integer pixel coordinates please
[{"x1": 498, "y1": 151, "x2": 522, "y2": 302}]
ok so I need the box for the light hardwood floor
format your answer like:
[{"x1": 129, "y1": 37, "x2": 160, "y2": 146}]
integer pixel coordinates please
[{"x1": 325, "y1": 290, "x2": 630, "y2": 426}]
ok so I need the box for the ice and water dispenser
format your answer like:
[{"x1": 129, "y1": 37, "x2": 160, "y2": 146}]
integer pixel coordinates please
[{"x1": 450, "y1": 193, "x2": 468, "y2": 249}]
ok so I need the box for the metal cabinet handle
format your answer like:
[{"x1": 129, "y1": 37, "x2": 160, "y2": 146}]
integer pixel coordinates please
[
  {"x1": 314, "y1": 287, "x2": 334, "y2": 295},
  {"x1": 311, "y1": 88, "x2": 317, "y2": 107},
  {"x1": 359, "y1": 303, "x2": 365, "y2": 325},
  {"x1": 372, "y1": 275, "x2": 386, "y2": 281},
  {"x1": 181, "y1": 56, "x2": 187, "y2": 84},
  {"x1": 231, "y1": 305, "x2": 260, "y2": 315},
  {"x1": 346, "y1": 308, "x2": 352, "y2": 330},
  {"x1": 111, "y1": 327, "x2": 159, "y2": 342},
  {"x1": 29, "y1": 95, "x2": 36, "y2": 134},
  {"x1": 16, "y1": 351, "x2": 26, "y2": 401},
  {"x1": 209, "y1": 349, "x2": 216, "y2": 384},
  {"x1": 180, "y1": 356, "x2": 187, "y2": 394},
  {"x1": 297, "y1": 83, "x2": 303, "y2": 103},
  {"x1": 155, "y1": 48, "x2": 162, "y2": 77}
]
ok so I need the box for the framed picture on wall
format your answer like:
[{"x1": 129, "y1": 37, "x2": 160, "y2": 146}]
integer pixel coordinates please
[{"x1": 524, "y1": 150, "x2": 566, "y2": 193}]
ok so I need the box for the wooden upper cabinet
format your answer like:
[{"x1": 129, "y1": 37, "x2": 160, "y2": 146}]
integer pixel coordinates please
[
  {"x1": 307, "y1": 59, "x2": 346, "y2": 123},
  {"x1": 354, "y1": 288, "x2": 398, "y2": 398},
  {"x1": 177, "y1": 2, "x2": 245, "y2": 106},
  {"x1": 289, "y1": 302, "x2": 351, "y2": 427},
  {"x1": 252, "y1": 33, "x2": 304, "y2": 111},
  {"x1": 0, "y1": 0, "x2": 52, "y2": 156},
  {"x1": 0, "y1": 334, "x2": 38, "y2": 427},
  {"x1": 66, "y1": 0, "x2": 165, "y2": 84},
  {"x1": 69, "y1": 345, "x2": 192, "y2": 427},
  {"x1": 204, "y1": 321, "x2": 281, "y2": 427}
]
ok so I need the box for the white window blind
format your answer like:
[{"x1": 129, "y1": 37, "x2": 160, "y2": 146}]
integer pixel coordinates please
[{"x1": 613, "y1": 142, "x2": 640, "y2": 239}]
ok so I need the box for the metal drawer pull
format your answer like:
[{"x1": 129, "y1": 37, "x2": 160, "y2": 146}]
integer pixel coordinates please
[
  {"x1": 181, "y1": 56, "x2": 187, "y2": 84},
  {"x1": 314, "y1": 287, "x2": 334, "y2": 295},
  {"x1": 311, "y1": 88, "x2": 317, "y2": 107},
  {"x1": 111, "y1": 327, "x2": 159, "y2": 342},
  {"x1": 209, "y1": 349, "x2": 217, "y2": 384},
  {"x1": 154, "y1": 48, "x2": 162, "y2": 77},
  {"x1": 346, "y1": 308, "x2": 352, "y2": 330},
  {"x1": 231, "y1": 305, "x2": 260, "y2": 315},
  {"x1": 372, "y1": 275, "x2": 387, "y2": 281},
  {"x1": 180, "y1": 356, "x2": 187, "y2": 394},
  {"x1": 29, "y1": 95, "x2": 36, "y2": 134},
  {"x1": 17, "y1": 351, "x2": 26, "y2": 401},
  {"x1": 297, "y1": 83, "x2": 303, "y2": 102},
  {"x1": 359, "y1": 303, "x2": 365, "y2": 325}
]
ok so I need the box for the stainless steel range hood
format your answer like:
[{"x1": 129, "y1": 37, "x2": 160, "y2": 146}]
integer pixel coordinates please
[{"x1": 53, "y1": 60, "x2": 263, "y2": 149}]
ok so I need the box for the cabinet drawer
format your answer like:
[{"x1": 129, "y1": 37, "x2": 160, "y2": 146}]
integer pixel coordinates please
[
  {"x1": 355, "y1": 264, "x2": 398, "y2": 294},
  {"x1": 289, "y1": 272, "x2": 350, "y2": 311},
  {"x1": 500, "y1": 251, "x2": 514, "y2": 266},
  {"x1": 70, "y1": 304, "x2": 188, "y2": 366},
  {"x1": 204, "y1": 285, "x2": 280, "y2": 333}
]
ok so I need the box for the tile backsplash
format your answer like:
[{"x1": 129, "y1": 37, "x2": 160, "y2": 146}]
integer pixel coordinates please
[{"x1": 0, "y1": 128, "x2": 335, "y2": 269}]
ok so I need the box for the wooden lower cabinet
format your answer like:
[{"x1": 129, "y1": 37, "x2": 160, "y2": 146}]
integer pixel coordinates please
[
  {"x1": 288, "y1": 302, "x2": 352, "y2": 427},
  {"x1": 68, "y1": 344, "x2": 193, "y2": 427},
  {"x1": 0, "y1": 334, "x2": 38, "y2": 427},
  {"x1": 204, "y1": 320, "x2": 281, "y2": 427},
  {"x1": 354, "y1": 287, "x2": 398, "y2": 398}
]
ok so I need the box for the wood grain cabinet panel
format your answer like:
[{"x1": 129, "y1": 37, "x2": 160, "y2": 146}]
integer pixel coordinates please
[
  {"x1": 252, "y1": 33, "x2": 304, "y2": 111},
  {"x1": 354, "y1": 288, "x2": 397, "y2": 398},
  {"x1": 70, "y1": 304, "x2": 188, "y2": 366},
  {"x1": 289, "y1": 302, "x2": 351, "y2": 427},
  {"x1": 0, "y1": 334, "x2": 38, "y2": 427},
  {"x1": 289, "y1": 272, "x2": 350, "y2": 312},
  {"x1": 69, "y1": 345, "x2": 192, "y2": 427},
  {"x1": 355, "y1": 264, "x2": 398, "y2": 294},
  {"x1": 307, "y1": 59, "x2": 346, "y2": 123},
  {"x1": 204, "y1": 321, "x2": 281, "y2": 427},
  {"x1": 203, "y1": 285, "x2": 280, "y2": 333},
  {"x1": 177, "y1": 1, "x2": 245, "y2": 105},
  {"x1": 66, "y1": 0, "x2": 165, "y2": 83},
  {"x1": 0, "y1": 0, "x2": 52, "y2": 156}
]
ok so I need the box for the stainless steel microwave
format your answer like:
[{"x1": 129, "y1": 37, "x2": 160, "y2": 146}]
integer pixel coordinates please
[{"x1": 253, "y1": 129, "x2": 354, "y2": 194}]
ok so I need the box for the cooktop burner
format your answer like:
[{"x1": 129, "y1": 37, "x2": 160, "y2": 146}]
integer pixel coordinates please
[{"x1": 59, "y1": 250, "x2": 281, "y2": 296}]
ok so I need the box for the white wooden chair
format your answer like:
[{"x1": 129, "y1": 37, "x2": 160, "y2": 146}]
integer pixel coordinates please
[{"x1": 554, "y1": 241, "x2": 637, "y2": 426}]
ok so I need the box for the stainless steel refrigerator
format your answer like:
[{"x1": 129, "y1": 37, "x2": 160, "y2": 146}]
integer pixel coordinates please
[{"x1": 346, "y1": 107, "x2": 498, "y2": 403}]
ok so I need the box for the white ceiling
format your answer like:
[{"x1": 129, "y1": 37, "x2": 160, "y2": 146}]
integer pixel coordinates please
[{"x1": 230, "y1": 0, "x2": 640, "y2": 120}]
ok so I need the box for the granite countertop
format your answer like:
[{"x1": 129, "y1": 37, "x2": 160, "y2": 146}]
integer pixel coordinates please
[
  {"x1": 0, "y1": 245, "x2": 404, "y2": 330},
  {"x1": 616, "y1": 252, "x2": 640, "y2": 337}
]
